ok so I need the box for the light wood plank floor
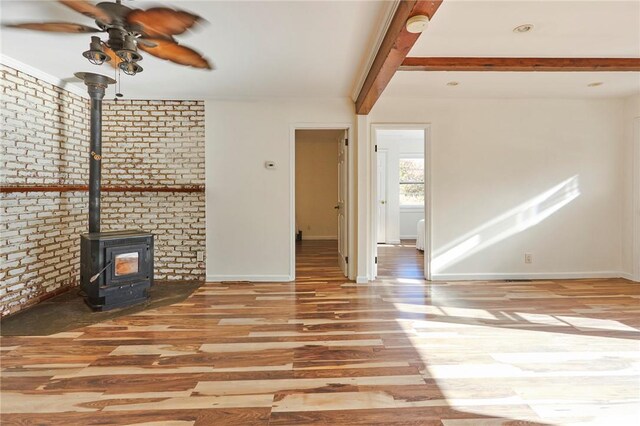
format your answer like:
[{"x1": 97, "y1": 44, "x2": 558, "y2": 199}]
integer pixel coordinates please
[
  {"x1": 1, "y1": 240, "x2": 639, "y2": 425},
  {"x1": 378, "y1": 240, "x2": 425, "y2": 279}
]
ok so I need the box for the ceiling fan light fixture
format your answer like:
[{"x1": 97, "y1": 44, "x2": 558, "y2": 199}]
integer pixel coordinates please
[
  {"x1": 82, "y1": 36, "x2": 110, "y2": 65},
  {"x1": 116, "y1": 34, "x2": 143, "y2": 63},
  {"x1": 119, "y1": 61, "x2": 143, "y2": 76}
]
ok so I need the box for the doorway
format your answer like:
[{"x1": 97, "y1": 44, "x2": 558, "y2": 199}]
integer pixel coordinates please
[
  {"x1": 292, "y1": 128, "x2": 351, "y2": 280},
  {"x1": 372, "y1": 125, "x2": 431, "y2": 280}
]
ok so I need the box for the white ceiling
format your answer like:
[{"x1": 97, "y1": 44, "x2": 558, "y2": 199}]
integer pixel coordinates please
[
  {"x1": 0, "y1": 0, "x2": 388, "y2": 99},
  {"x1": 386, "y1": 0, "x2": 640, "y2": 99},
  {"x1": 1, "y1": 1, "x2": 639, "y2": 100}
]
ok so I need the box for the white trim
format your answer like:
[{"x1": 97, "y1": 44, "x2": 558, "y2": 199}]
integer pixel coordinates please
[
  {"x1": 370, "y1": 124, "x2": 432, "y2": 282},
  {"x1": 1, "y1": 54, "x2": 87, "y2": 98},
  {"x1": 432, "y1": 271, "x2": 627, "y2": 282},
  {"x1": 356, "y1": 115, "x2": 371, "y2": 281},
  {"x1": 290, "y1": 123, "x2": 355, "y2": 282},
  {"x1": 302, "y1": 236, "x2": 338, "y2": 240},
  {"x1": 376, "y1": 240, "x2": 402, "y2": 246},
  {"x1": 400, "y1": 235, "x2": 418, "y2": 240},
  {"x1": 206, "y1": 275, "x2": 292, "y2": 282},
  {"x1": 633, "y1": 117, "x2": 640, "y2": 282},
  {"x1": 356, "y1": 276, "x2": 369, "y2": 284},
  {"x1": 620, "y1": 272, "x2": 635, "y2": 281}
]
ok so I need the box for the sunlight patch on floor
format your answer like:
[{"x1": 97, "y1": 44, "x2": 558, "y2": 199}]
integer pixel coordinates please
[{"x1": 395, "y1": 312, "x2": 640, "y2": 424}]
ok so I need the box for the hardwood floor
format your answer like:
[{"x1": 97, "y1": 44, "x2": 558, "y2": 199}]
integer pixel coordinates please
[
  {"x1": 1, "y1": 240, "x2": 639, "y2": 425},
  {"x1": 377, "y1": 240, "x2": 425, "y2": 278}
]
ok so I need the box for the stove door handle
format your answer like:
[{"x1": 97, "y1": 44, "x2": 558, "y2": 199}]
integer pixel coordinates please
[{"x1": 90, "y1": 261, "x2": 112, "y2": 283}]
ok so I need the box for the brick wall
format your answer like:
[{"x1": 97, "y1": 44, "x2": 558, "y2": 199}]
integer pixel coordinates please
[
  {"x1": 101, "y1": 100, "x2": 206, "y2": 281},
  {"x1": 1, "y1": 64, "x2": 89, "y2": 316},
  {"x1": 0, "y1": 64, "x2": 205, "y2": 317}
]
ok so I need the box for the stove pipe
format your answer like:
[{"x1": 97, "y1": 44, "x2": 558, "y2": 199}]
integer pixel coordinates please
[{"x1": 74, "y1": 72, "x2": 116, "y2": 233}]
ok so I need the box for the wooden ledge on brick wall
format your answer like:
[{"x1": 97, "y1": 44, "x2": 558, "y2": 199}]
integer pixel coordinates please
[{"x1": 0, "y1": 185, "x2": 205, "y2": 193}]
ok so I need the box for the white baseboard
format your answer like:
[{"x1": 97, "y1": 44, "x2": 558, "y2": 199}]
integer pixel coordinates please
[
  {"x1": 356, "y1": 276, "x2": 369, "y2": 284},
  {"x1": 400, "y1": 235, "x2": 417, "y2": 239},
  {"x1": 206, "y1": 274, "x2": 292, "y2": 282},
  {"x1": 431, "y1": 271, "x2": 627, "y2": 282},
  {"x1": 620, "y1": 272, "x2": 640, "y2": 282},
  {"x1": 302, "y1": 236, "x2": 338, "y2": 240}
]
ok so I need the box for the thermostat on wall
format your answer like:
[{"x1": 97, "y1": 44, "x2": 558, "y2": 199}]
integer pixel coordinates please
[{"x1": 265, "y1": 161, "x2": 276, "y2": 170}]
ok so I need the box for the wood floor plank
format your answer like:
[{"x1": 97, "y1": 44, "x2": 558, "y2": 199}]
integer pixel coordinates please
[{"x1": 1, "y1": 240, "x2": 638, "y2": 424}]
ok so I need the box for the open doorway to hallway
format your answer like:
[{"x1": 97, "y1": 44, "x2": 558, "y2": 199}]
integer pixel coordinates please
[
  {"x1": 373, "y1": 127, "x2": 429, "y2": 279},
  {"x1": 294, "y1": 129, "x2": 349, "y2": 279}
]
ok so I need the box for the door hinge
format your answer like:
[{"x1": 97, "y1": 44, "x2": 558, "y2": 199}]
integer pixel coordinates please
[
  {"x1": 344, "y1": 138, "x2": 348, "y2": 146},
  {"x1": 374, "y1": 145, "x2": 378, "y2": 152},
  {"x1": 375, "y1": 256, "x2": 378, "y2": 264},
  {"x1": 345, "y1": 256, "x2": 348, "y2": 263}
]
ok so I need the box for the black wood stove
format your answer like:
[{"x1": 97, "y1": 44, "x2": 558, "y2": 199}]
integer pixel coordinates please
[
  {"x1": 80, "y1": 230, "x2": 153, "y2": 310},
  {"x1": 76, "y1": 72, "x2": 154, "y2": 310}
]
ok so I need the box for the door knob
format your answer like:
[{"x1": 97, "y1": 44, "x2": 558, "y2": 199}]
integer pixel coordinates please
[
  {"x1": 380, "y1": 200, "x2": 386, "y2": 205},
  {"x1": 334, "y1": 205, "x2": 340, "y2": 209}
]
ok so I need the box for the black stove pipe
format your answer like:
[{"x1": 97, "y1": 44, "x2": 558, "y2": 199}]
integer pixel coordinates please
[{"x1": 75, "y1": 72, "x2": 115, "y2": 233}]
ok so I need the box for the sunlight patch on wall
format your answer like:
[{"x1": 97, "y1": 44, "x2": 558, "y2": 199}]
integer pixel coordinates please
[{"x1": 432, "y1": 176, "x2": 581, "y2": 273}]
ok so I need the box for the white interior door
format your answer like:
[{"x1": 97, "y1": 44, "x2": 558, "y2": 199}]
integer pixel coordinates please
[
  {"x1": 377, "y1": 150, "x2": 387, "y2": 243},
  {"x1": 337, "y1": 131, "x2": 348, "y2": 276},
  {"x1": 634, "y1": 118, "x2": 640, "y2": 281}
]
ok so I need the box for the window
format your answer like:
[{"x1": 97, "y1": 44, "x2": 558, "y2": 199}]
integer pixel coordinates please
[
  {"x1": 399, "y1": 157, "x2": 424, "y2": 207},
  {"x1": 114, "y1": 252, "x2": 139, "y2": 276}
]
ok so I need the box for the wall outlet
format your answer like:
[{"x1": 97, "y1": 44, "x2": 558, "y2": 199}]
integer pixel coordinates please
[
  {"x1": 197, "y1": 252, "x2": 204, "y2": 262},
  {"x1": 524, "y1": 253, "x2": 533, "y2": 264}
]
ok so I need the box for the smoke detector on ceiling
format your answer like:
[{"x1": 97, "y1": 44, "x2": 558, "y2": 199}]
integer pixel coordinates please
[{"x1": 406, "y1": 15, "x2": 430, "y2": 33}]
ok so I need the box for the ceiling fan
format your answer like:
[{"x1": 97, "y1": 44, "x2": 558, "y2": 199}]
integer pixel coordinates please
[{"x1": 4, "y1": 0, "x2": 212, "y2": 76}]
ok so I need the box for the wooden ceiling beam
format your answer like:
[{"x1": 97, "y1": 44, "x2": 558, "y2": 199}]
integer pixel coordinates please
[
  {"x1": 355, "y1": 1, "x2": 443, "y2": 115},
  {"x1": 400, "y1": 57, "x2": 640, "y2": 72}
]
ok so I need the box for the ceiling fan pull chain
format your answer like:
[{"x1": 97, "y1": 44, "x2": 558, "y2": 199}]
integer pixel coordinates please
[{"x1": 117, "y1": 65, "x2": 124, "y2": 99}]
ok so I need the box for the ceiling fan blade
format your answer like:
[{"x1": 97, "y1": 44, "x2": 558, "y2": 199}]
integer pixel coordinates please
[
  {"x1": 4, "y1": 22, "x2": 101, "y2": 33},
  {"x1": 138, "y1": 38, "x2": 212, "y2": 70},
  {"x1": 58, "y1": 0, "x2": 113, "y2": 24},
  {"x1": 127, "y1": 7, "x2": 202, "y2": 38}
]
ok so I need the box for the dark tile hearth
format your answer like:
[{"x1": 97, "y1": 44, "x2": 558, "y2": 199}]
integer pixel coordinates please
[{"x1": 0, "y1": 281, "x2": 203, "y2": 336}]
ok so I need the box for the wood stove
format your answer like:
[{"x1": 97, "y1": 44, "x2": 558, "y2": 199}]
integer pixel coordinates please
[
  {"x1": 80, "y1": 230, "x2": 153, "y2": 310},
  {"x1": 76, "y1": 72, "x2": 154, "y2": 310}
]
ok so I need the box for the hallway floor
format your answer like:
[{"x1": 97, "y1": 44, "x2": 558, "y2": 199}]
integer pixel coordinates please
[
  {"x1": 1, "y1": 240, "x2": 639, "y2": 424},
  {"x1": 377, "y1": 239, "x2": 424, "y2": 279}
]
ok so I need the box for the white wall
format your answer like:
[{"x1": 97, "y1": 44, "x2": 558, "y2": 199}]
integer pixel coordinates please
[
  {"x1": 377, "y1": 133, "x2": 425, "y2": 242},
  {"x1": 622, "y1": 95, "x2": 640, "y2": 281},
  {"x1": 205, "y1": 99, "x2": 354, "y2": 281},
  {"x1": 369, "y1": 97, "x2": 627, "y2": 280},
  {"x1": 399, "y1": 211, "x2": 424, "y2": 239}
]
